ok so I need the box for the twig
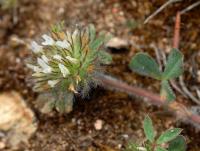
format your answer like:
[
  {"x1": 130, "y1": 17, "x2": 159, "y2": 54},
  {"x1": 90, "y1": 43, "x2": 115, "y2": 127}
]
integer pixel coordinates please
[
  {"x1": 150, "y1": 43, "x2": 163, "y2": 71},
  {"x1": 195, "y1": 88, "x2": 200, "y2": 100},
  {"x1": 144, "y1": 0, "x2": 182, "y2": 24},
  {"x1": 173, "y1": 12, "x2": 181, "y2": 48},
  {"x1": 172, "y1": 11, "x2": 200, "y2": 104},
  {"x1": 94, "y1": 73, "x2": 200, "y2": 127},
  {"x1": 180, "y1": 1, "x2": 200, "y2": 15},
  {"x1": 179, "y1": 76, "x2": 200, "y2": 105}
]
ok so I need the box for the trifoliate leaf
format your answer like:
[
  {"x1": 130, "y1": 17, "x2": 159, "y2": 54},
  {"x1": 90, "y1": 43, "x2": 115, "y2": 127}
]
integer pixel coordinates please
[
  {"x1": 129, "y1": 53, "x2": 162, "y2": 80},
  {"x1": 162, "y1": 49, "x2": 183, "y2": 80},
  {"x1": 160, "y1": 80, "x2": 175, "y2": 102},
  {"x1": 156, "y1": 128, "x2": 182, "y2": 144},
  {"x1": 98, "y1": 51, "x2": 112, "y2": 64},
  {"x1": 168, "y1": 135, "x2": 186, "y2": 151},
  {"x1": 143, "y1": 115, "x2": 155, "y2": 143}
]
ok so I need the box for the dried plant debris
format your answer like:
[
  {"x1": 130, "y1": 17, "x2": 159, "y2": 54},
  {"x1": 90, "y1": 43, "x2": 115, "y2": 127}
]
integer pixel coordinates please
[
  {"x1": 27, "y1": 23, "x2": 112, "y2": 113},
  {"x1": 0, "y1": 91, "x2": 37, "y2": 148}
]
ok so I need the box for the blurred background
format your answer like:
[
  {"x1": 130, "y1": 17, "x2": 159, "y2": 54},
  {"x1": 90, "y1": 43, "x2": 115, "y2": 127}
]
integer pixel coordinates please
[{"x1": 0, "y1": 0, "x2": 200, "y2": 150}]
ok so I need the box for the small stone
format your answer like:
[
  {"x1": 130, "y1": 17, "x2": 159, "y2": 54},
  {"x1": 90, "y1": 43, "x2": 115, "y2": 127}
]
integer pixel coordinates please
[
  {"x1": 94, "y1": 119, "x2": 103, "y2": 130},
  {"x1": 0, "y1": 141, "x2": 6, "y2": 149},
  {"x1": 106, "y1": 37, "x2": 129, "y2": 51},
  {"x1": 118, "y1": 144, "x2": 122, "y2": 149},
  {"x1": 0, "y1": 91, "x2": 37, "y2": 148}
]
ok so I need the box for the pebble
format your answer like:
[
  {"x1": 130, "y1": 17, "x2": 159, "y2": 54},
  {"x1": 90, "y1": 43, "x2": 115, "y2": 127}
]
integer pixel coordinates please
[
  {"x1": 106, "y1": 37, "x2": 129, "y2": 51},
  {"x1": 0, "y1": 91, "x2": 37, "y2": 148},
  {"x1": 94, "y1": 119, "x2": 103, "y2": 130}
]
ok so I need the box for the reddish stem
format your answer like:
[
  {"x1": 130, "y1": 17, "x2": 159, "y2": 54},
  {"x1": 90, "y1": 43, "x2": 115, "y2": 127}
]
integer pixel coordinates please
[
  {"x1": 173, "y1": 12, "x2": 181, "y2": 49},
  {"x1": 95, "y1": 73, "x2": 200, "y2": 127}
]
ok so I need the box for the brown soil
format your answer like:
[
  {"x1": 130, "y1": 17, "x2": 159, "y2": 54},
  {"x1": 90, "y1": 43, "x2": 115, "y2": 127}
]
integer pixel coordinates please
[{"x1": 0, "y1": 0, "x2": 200, "y2": 150}]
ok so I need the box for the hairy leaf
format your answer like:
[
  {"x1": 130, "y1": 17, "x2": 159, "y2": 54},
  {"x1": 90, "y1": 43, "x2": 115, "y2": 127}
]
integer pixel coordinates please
[
  {"x1": 88, "y1": 24, "x2": 96, "y2": 42},
  {"x1": 168, "y1": 136, "x2": 186, "y2": 151},
  {"x1": 156, "y1": 128, "x2": 182, "y2": 144},
  {"x1": 162, "y1": 49, "x2": 183, "y2": 80},
  {"x1": 160, "y1": 80, "x2": 175, "y2": 102},
  {"x1": 143, "y1": 115, "x2": 155, "y2": 143},
  {"x1": 98, "y1": 51, "x2": 112, "y2": 64},
  {"x1": 129, "y1": 53, "x2": 162, "y2": 80}
]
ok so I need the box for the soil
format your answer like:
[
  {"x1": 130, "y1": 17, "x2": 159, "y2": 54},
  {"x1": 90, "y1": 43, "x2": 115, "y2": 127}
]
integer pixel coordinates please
[{"x1": 0, "y1": 0, "x2": 200, "y2": 150}]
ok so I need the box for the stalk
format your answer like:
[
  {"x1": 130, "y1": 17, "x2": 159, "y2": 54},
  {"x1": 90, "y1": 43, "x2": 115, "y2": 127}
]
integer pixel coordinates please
[{"x1": 95, "y1": 73, "x2": 200, "y2": 127}]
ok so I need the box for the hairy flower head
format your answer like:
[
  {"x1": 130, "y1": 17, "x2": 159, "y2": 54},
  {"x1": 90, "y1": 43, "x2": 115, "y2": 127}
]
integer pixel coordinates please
[{"x1": 27, "y1": 23, "x2": 112, "y2": 112}]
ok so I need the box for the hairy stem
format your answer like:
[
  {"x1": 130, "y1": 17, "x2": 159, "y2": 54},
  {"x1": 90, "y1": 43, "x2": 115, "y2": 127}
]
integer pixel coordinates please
[{"x1": 94, "y1": 73, "x2": 200, "y2": 128}]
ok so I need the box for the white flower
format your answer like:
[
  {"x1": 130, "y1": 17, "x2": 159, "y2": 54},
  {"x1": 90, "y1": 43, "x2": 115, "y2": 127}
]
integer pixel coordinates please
[
  {"x1": 27, "y1": 64, "x2": 42, "y2": 72},
  {"x1": 55, "y1": 40, "x2": 70, "y2": 49},
  {"x1": 31, "y1": 41, "x2": 43, "y2": 53},
  {"x1": 53, "y1": 54, "x2": 62, "y2": 61},
  {"x1": 42, "y1": 34, "x2": 55, "y2": 46},
  {"x1": 41, "y1": 55, "x2": 49, "y2": 63},
  {"x1": 48, "y1": 80, "x2": 59, "y2": 87},
  {"x1": 58, "y1": 63, "x2": 70, "y2": 77},
  {"x1": 66, "y1": 56, "x2": 78, "y2": 64},
  {"x1": 72, "y1": 29, "x2": 78, "y2": 39},
  {"x1": 37, "y1": 58, "x2": 52, "y2": 73},
  {"x1": 136, "y1": 147, "x2": 147, "y2": 151}
]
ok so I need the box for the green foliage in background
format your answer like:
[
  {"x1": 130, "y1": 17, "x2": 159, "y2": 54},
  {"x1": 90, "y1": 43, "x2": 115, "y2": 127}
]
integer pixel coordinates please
[
  {"x1": 0, "y1": 0, "x2": 17, "y2": 10},
  {"x1": 27, "y1": 23, "x2": 112, "y2": 113},
  {"x1": 125, "y1": 116, "x2": 186, "y2": 151},
  {"x1": 129, "y1": 49, "x2": 183, "y2": 102}
]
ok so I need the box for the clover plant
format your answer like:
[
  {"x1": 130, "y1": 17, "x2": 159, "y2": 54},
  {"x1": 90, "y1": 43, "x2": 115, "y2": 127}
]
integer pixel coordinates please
[
  {"x1": 27, "y1": 23, "x2": 112, "y2": 112},
  {"x1": 129, "y1": 49, "x2": 183, "y2": 102},
  {"x1": 125, "y1": 116, "x2": 186, "y2": 151}
]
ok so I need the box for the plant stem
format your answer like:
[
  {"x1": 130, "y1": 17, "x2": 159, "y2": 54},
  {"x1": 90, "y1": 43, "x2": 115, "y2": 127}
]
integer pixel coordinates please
[{"x1": 94, "y1": 73, "x2": 200, "y2": 128}]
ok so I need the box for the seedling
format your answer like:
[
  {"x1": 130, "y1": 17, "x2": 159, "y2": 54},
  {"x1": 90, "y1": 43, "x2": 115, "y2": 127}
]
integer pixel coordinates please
[
  {"x1": 125, "y1": 115, "x2": 186, "y2": 151},
  {"x1": 27, "y1": 23, "x2": 112, "y2": 112},
  {"x1": 129, "y1": 49, "x2": 183, "y2": 102}
]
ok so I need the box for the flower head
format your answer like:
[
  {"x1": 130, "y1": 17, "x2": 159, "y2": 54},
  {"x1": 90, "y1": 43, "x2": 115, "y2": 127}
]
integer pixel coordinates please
[{"x1": 27, "y1": 23, "x2": 112, "y2": 113}]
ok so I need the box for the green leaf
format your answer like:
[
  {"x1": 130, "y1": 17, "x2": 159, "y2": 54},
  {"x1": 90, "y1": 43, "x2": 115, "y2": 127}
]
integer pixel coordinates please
[
  {"x1": 162, "y1": 49, "x2": 183, "y2": 80},
  {"x1": 88, "y1": 24, "x2": 96, "y2": 42},
  {"x1": 156, "y1": 146, "x2": 168, "y2": 151},
  {"x1": 168, "y1": 136, "x2": 186, "y2": 151},
  {"x1": 143, "y1": 115, "x2": 155, "y2": 143},
  {"x1": 90, "y1": 36, "x2": 104, "y2": 50},
  {"x1": 124, "y1": 142, "x2": 138, "y2": 151},
  {"x1": 160, "y1": 80, "x2": 175, "y2": 102},
  {"x1": 55, "y1": 90, "x2": 74, "y2": 113},
  {"x1": 98, "y1": 51, "x2": 112, "y2": 64},
  {"x1": 156, "y1": 128, "x2": 182, "y2": 144},
  {"x1": 129, "y1": 53, "x2": 162, "y2": 80}
]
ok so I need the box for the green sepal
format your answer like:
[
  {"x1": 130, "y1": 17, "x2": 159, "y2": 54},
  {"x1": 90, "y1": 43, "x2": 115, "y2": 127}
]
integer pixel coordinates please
[{"x1": 88, "y1": 24, "x2": 96, "y2": 42}]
